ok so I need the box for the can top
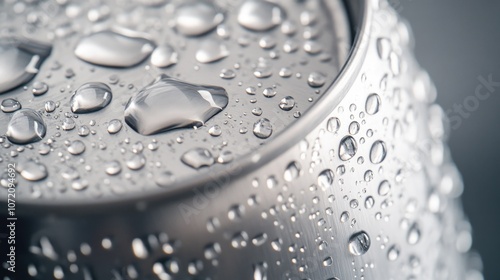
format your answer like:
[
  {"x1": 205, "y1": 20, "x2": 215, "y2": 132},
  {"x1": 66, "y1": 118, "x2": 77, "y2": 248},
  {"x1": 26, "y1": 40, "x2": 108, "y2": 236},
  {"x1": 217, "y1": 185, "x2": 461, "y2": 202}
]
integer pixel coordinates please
[{"x1": 0, "y1": 0, "x2": 353, "y2": 206}]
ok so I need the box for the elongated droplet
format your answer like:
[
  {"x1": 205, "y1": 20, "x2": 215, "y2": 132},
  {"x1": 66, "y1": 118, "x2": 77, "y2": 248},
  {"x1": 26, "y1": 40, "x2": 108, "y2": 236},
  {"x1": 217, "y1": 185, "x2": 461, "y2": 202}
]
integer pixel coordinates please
[
  {"x1": 16, "y1": 160, "x2": 48, "y2": 181},
  {"x1": 370, "y1": 140, "x2": 387, "y2": 164},
  {"x1": 175, "y1": 2, "x2": 224, "y2": 36},
  {"x1": 348, "y1": 231, "x2": 370, "y2": 256},
  {"x1": 195, "y1": 39, "x2": 229, "y2": 63},
  {"x1": 181, "y1": 148, "x2": 214, "y2": 169},
  {"x1": 75, "y1": 30, "x2": 155, "y2": 67},
  {"x1": 0, "y1": 39, "x2": 52, "y2": 94},
  {"x1": 1, "y1": 98, "x2": 22, "y2": 113},
  {"x1": 238, "y1": 0, "x2": 286, "y2": 31},
  {"x1": 317, "y1": 169, "x2": 334, "y2": 189},
  {"x1": 151, "y1": 45, "x2": 178, "y2": 68},
  {"x1": 6, "y1": 109, "x2": 46, "y2": 144},
  {"x1": 124, "y1": 74, "x2": 228, "y2": 135},
  {"x1": 366, "y1": 93, "x2": 381, "y2": 115},
  {"x1": 339, "y1": 136, "x2": 357, "y2": 161},
  {"x1": 70, "y1": 82, "x2": 112, "y2": 113}
]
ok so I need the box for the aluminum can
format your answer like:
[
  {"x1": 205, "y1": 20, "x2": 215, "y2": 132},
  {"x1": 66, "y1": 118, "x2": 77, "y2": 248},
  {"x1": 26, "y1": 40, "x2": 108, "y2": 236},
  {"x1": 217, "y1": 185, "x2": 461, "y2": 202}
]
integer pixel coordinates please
[{"x1": 0, "y1": 0, "x2": 482, "y2": 279}]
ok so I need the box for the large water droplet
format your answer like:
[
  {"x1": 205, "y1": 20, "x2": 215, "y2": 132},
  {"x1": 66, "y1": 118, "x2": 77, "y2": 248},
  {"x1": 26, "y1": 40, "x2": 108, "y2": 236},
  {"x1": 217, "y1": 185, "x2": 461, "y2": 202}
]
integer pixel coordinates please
[
  {"x1": 195, "y1": 39, "x2": 229, "y2": 63},
  {"x1": 181, "y1": 148, "x2": 214, "y2": 169},
  {"x1": 370, "y1": 140, "x2": 387, "y2": 164},
  {"x1": 237, "y1": 0, "x2": 286, "y2": 31},
  {"x1": 253, "y1": 118, "x2": 273, "y2": 139},
  {"x1": 150, "y1": 45, "x2": 178, "y2": 68},
  {"x1": 0, "y1": 38, "x2": 52, "y2": 94},
  {"x1": 16, "y1": 160, "x2": 48, "y2": 181},
  {"x1": 175, "y1": 2, "x2": 224, "y2": 36},
  {"x1": 124, "y1": 74, "x2": 228, "y2": 135},
  {"x1": 75, "y1": 30, "x2": 155, "y2": 67},
  {"x1": 348, "y1": 231, "x2": 371, "y2": 256},
  {"x1": 1, "y1": 98, "x2": 21, "y2": 113},
  {"x1": 327, "y1": 117, "x2": 341, "y2": 133},
  {"x1": 339, "y1": 136, "x2": 357, "y2": 161},
  {"x1": 6, "y1": 109, "x2": 46, "y2": 144},
  {"x1": 70, "y1": 82, "x2": 112, "y2": 113}
]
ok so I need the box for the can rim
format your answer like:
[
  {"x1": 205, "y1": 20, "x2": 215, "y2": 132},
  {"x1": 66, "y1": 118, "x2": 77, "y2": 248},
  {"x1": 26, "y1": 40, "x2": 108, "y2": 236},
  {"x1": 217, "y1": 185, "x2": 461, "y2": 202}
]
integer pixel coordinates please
[{"x1": 15, "y1": 0, "x2": 372, "y2": 212}]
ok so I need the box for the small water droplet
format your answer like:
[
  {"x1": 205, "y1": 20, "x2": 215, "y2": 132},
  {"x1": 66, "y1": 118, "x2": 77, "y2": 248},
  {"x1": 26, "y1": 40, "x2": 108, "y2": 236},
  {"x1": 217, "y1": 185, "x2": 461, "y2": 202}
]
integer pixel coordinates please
[
  {"x1": 6, "y1": 109, "x2": 46, "y2": 144},
  {"x1": 67, "y1": 140, "x2": 86, "y2": 155},
  {"x1": 279, "y1": 96, "x2": 295, "y2": 111},
  {"x1": 407, "y1": 223, "x2": 421, "y2": 245},
  {"x1": 32, "y1": 81, "x2": 49, "y2": 96},
  {"x1": 348, "y1": 231, "x2": 371, "y2": 256},
  {"x1": 104, "y1": 160, "x2": 122, "y2": 175},
  {"x1": 318, "y1": 169, "x2": 334, "y2": 189},
  {"x1": 370, "y1": 140, "x2": 387, "y2": 164},
  {"x1": 155, "y1": 171, "x2": 175, "y2": 187},
  {"x1": 204, "y1": 242, "x2": 222, "y2": 260},
  {"x1": 181, "y1": 148, "x2": 214, "y2": 169},
  {"x1": 70, "y1": 82, "x2": 112, "y2": 113},
  {"x1": 387, "y1": 245, "x2": 400, "y2": 261},
  {"x1": 366, "y1": 93, "x2": 381, "y2": 115},
  {"x1": 262, "y1": 87, "x2": 276, "y2": 98},
  {"x1": 107, "y1": 119, "x2": 123, "y2": 134},
  {"x1": 126, "y1": 154, "x2": 146, "y2": 170},
  {"x1": 378, "y1": 180, "x2": 391, "y2": 196},
  {"x1": 231, "y1": 231, "x2": 249, "y2": 249},
  {"x1": 253, "y1": 262, "x2": 268, "y2": 280},
  {"x1": 253, "y1": 118, "x2": 273, "y2": 139},
  {"x1": 322, "y1": 256, "x2": 333, "y2": 267},
  {"x1": 284, "y1": 161, "x2": 300, "y2": 182},
  {"x1": 16, "y1": 160, "x2": 48, "y2": 181},
  {"x1": 237, "y1": 0, "x2": 286, "y2": 31},
  {"x1": 219, "y1": 68, "x2": 236, "y2": 79},
  {"x1": 307, "y1": 72, "x2": 326, "y2": 87},
  {"x1": 44, "y1": 101, "x2": 56, "y2": 112},
  {"x1": 208, "y1": 125, "x2": 222, "y2": 136},
  {"x1": 339, "y1": 136, "x2": 357, "y2": 161},
  {"x1": 61, "y1": 118, "x2": 76, "y2": 131}
]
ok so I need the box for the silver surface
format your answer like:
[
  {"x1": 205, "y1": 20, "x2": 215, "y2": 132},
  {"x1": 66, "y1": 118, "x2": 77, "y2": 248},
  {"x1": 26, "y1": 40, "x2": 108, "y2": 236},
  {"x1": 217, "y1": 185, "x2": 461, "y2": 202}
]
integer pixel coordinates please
[{"x1": 0, "y1": 0, "x2": 482, "y2": 280}]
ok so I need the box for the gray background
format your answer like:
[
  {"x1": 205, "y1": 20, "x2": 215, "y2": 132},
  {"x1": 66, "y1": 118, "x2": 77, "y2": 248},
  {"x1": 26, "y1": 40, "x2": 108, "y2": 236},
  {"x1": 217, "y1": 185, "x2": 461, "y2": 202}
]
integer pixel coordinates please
[{"x1": 397, "y1": 0, "x2": 500, "y2": 278}]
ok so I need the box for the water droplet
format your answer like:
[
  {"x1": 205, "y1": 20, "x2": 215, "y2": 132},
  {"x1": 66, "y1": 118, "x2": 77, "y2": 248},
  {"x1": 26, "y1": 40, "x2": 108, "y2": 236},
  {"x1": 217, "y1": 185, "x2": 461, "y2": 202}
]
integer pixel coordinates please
[
  {"x1": 253, "y1": 262, "x2": 268, "y2": 280},
  {"x1": 220, "y1": 68, "x2": 236, "y2": 79},
  {"x1": 107, "y1": 119, "x2": 123, "y2": 134},
  {"x1": 231, "y1": 231, "x2": 249, "y2": 248},
  {"x1": 75, "y1": 30, "x2": 155, "y2": 67},
  {"x1": 279, "y1": 96, "x2": 295, "y2": 111},
  {"x1": 217, "y1": 150, "x2": 234, "y2": 164},
  {"x1": 303, "y1": 40, "x2": 322, "y2": 54},
  {"x1": 364, "y1": 170, "x2": 374, "y2": 182},
  {"x1": 0, "y1": 38, "x2": 52, "y2": 93},
  {"x1": 175, "y1": 2, "x2": 224, "y2": 36},
  {"x1": 245, "y1": 86, "x2": 257, "y2": 95},
  {"x1": 279, "y1": 67, "x2": 292, "y2": 78},
  {"x1": 155, "y1": 171, "x2": 175, "y2": 187},
  {"x1": 70, "y1": 82, "x2": 112, "y2": 113},
  {"x1": 16, "y1": 160, "x2": 48, "y2": 181},
  {"x1": 262, "y1": 87, "x2": 276, "y2": 98},
  {"x1": 237, "y1": 0, "x2": 286, "y2": 31},
  {"x1": 77, "y1": 125, "x2": 90, "y2": 137},
  {"x1": 204, "y1": 242, "x2": 222, "y2": 260},
  {"x1": 105, "y1": 160, "x2": 121, "y2": 175},
  {"x1": 365, "y1": 196, "x2": 375, "y2": 209},
  {"x1": 132, "y1": 238, "x2": 149, "y2": 259},
  {"x1": 370, "y1": 140, "x2": 387, "y2": 164},
  {"x1": 124, "y1": 74, "x2": 228, "y2": 135},
  {"x1": 208, "y1": 125, "x2": 222, "y2": 136},
  {"x1": 376, "y1": 38, "x2": 391, "y2": 60},
  {"x1": 322, "y1": 256, "x2": 333, "y2": 267},
  {"x1": 1, "y1": 98, "x2": 21, "y2": 113},
  {"x1": 61, "y1": 166, "x2": 79, "y2": 180},
  {"x1": 378, "y1": 180, "x2": 391, "y2": 196},
  {"x1": 407, "y1": 223, "x2": 421, "y2": 245},
  {"x1": 151, "y1": 45, "x2": 178, "y2": 68},
  {"x1": 307, "y1": 72, "x2": 326, "y2": 87},
  {"x1": 327, "y1": 117, "x2": 341, "y2": 133},
  {"x1": 44, "y1": 101, "x2": 56, "y2": 113},
  {"x1": 387, "y1": 245, "x2": 400, "y2": 261},
  {"x1": 32, "y1": 81, "x2": 49, "y2": 96},
  {"x1": 318, "y1": 169, "x2": 334, "y2": 189},
  {"x1": 61, "y1": 118, "x2": 76, "y2": 131},
  {"x1": 271, "y1": 239, "x2": 282, "y2": 251},
  {"x1": 365, "y1": 93, "x2": 381, "y2": 115},
  {"x1": 339, "y1": 136, "x2": 357, "y2": 161},
  {"x1": 181, "y1": 148, "x2": 214, "y2": 169},
  {"x1": 350, "y1": 199, "x2": 359, "y2": 209},
  {"x1": 67, "y1": 140, "x2": 86, "y2": 155},
  {"x1": 284, "y1": 161, "x2": 300, "y2": 182},
  {"x1": 348, "y1": 231, "x2": 371, "y2": 256},
  {"x1": 253, "y1": 118, "x2": 273, "y2": 139},
  {"x1": 195, "y1": 39, "x2": 229, "y2": 63},
  {"x1": 6, "y1": 109, "x2": 46, "y2": 144},
  {"x1": 126, "y1": 154, "x2": 146, "y2": 170},
  {"x1": 349, "y1": 121, "x2": 360, "y2": 135},
  {"x1": 252, "y1": 107, "x2": 263, "y2": 116},
  {"x1": 252, "y1": 233, "x2": 268, "y2": 246},
  {"x1": 259, "y1": 36, "x2": 276, "y2": 49}
]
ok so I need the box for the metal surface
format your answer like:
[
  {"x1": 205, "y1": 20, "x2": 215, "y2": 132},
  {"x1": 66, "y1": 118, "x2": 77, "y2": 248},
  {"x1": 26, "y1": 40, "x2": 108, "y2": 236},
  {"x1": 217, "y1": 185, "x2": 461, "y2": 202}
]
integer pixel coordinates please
[{"x1": 0, "y1": 0, "x2": 482, "y2": 279}]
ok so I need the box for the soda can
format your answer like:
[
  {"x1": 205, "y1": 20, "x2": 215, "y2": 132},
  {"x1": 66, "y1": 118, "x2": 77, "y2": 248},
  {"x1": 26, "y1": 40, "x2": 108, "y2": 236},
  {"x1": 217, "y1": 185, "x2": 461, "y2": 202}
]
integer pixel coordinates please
[{"x1": 0, "y1": 0, "x2": 482, "y2": 279}]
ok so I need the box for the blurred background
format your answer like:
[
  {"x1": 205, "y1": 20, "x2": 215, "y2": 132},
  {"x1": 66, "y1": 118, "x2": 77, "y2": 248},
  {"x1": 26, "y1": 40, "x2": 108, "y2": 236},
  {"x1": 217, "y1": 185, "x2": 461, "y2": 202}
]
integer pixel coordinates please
[{"x1": 397, "y1": 0, "x2": 500, "y2": 278}]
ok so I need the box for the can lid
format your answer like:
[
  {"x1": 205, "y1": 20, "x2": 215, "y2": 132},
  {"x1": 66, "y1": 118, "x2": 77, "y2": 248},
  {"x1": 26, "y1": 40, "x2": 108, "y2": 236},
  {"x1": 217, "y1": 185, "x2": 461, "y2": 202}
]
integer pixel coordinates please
[{"x1": 0, "y1": 0, "x2": 370, "y2": 209}]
